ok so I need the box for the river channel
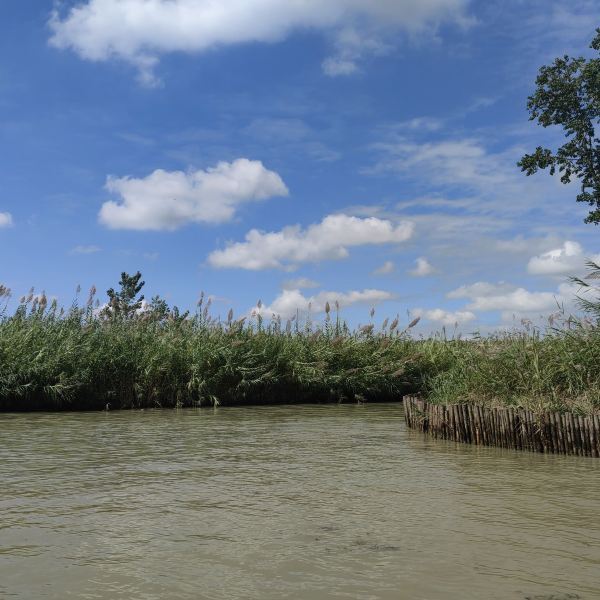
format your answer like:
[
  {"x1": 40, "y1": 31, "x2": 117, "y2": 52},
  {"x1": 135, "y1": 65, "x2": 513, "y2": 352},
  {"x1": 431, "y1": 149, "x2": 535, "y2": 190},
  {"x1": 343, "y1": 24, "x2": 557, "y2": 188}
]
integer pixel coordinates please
[{"x1": 1, "y1": 403, "x2": 598, "y2": 599}]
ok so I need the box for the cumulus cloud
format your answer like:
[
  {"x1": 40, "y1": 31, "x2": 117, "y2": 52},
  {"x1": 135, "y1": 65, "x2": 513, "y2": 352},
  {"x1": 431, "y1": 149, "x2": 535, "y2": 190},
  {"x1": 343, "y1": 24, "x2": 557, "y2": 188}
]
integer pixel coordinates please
[
  {"x1": 255, "y1": 288, "x2": 394, "y2": 320},
  {"x1": 208, "y1": 214, "x2": 414, "y2": 270},
  {"x1": 413, "y1": 307, "x2": 476, "y2": 326},
  {"x1": 49, "y1": 0, "x2": 472, "y2": 83},
  {"x1": 409, "y1": 256, "x2": 435, "y2": 277},
  {"x1": 99, "y1": 159, "x2": 288, "y2": 231},
  {"x1": 447, "y1": 280, "x2": 579, "y2": 318},
  {"x1": 0, "y1": 212, "x2": 13, "y2": 228},
  {"x1": 467, "y1": 288, "x2": 559, "y2": 313},
  {"x1": 527, "y1": 241, "x2": 600, "y2": 276},
  {"x1": 373, "y1": 260, "x2": 395, "y2": 275}
]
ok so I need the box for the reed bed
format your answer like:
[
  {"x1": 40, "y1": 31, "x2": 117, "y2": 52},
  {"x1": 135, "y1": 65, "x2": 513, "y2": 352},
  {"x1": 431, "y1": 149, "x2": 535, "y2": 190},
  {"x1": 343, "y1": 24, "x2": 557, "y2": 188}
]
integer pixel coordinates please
[
  {"x1": 0, "y1": 288, "x2": 423, "y2": 410},
  {"x1": 0, "y1": 281, "x2": 599, "y2": 414}
]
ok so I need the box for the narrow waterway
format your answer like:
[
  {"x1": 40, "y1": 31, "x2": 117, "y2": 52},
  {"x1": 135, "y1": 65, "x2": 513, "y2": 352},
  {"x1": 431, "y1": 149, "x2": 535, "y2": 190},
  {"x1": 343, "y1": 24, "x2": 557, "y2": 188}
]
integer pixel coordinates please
[{"x1": 1, "y1": 404, "x2": 598, "y2": 600}]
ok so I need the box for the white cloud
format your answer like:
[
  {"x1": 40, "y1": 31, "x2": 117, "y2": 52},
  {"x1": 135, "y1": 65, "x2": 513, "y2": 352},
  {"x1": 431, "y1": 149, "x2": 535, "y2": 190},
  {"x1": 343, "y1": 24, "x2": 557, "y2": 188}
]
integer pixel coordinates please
[
  {"x1": 373, "y1": 260, "x2": 395, "y2": 275},
  {"x1": 366, "y1": 133, "x2": 578, "y2": 226},
  {"x1": 527, "y1": 241, "x2": 600, "y2": 276},
  {"x1": 447, "y1": 281, "x2": 516, "y2": 300},
  {"x1": 321, "y1": 27, "x2": 392, "y2": 77},
  {"x1": 282, "y1": 277, "x2": 320, "y2": 290},
  {"x1": 208, "y1": 214, "x2": 414, "y2": 270},
  {"x1": 99, "y1": 158, "x2": 288, "y2": 231},
  {"x1": 409, "y1": 256, "x2": 435, "y2": 277},
  {"x1": 447, "y1": 280, "x2": 578, "y2": 317},
  {"x1": 322, "y1": 57, "x2": 359, "y2": 76},
  {"x1": 255, "y1": 288, "x2": 394, "y2": 319},
  {"x1": 412, "y1": 308, "x2": 476, "y2": 326},
  {"x1": 468, "y1": 288, "x2": 558, "y2": 313},
  {"x1": 370, "y1": 138, "x2": 511, "y2": 191},
  {"x1": 49, "y1": 0, "x2": 472, "y2": 83},
  {"x1": 70, "y1": 245, "x2": 101, "y2": 254},
  {"x1": 494, "y1": 235, "x2": 562, "y2": 255},
  {"x1": 0, "y1": 212, "x2": 13, "y2": 228}
]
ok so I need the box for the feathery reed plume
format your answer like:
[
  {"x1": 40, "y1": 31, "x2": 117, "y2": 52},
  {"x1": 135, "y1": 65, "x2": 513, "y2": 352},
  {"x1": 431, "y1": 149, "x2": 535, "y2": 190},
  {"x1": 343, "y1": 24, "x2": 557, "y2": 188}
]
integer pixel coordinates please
[
  {"x1": 407, "y1": 317, "x2": 421, "y2": 329},
  {"x1": 87, "y1": 285, "x2": 97, "y2": 307}
]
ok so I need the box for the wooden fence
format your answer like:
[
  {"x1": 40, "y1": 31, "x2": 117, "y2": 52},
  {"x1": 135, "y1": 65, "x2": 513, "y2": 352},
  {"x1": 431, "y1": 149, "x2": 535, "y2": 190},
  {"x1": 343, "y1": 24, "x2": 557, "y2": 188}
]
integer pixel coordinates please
[{"x1": 403, "y1": 395, "x2": 600, "y2": 457}]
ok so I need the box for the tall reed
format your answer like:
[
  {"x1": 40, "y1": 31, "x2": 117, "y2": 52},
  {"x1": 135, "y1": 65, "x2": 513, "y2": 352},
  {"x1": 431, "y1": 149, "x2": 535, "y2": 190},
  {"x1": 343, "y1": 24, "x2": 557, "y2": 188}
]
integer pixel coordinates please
[{"x1": 0, "y1": 281, "x2": 598, "y2": 413}]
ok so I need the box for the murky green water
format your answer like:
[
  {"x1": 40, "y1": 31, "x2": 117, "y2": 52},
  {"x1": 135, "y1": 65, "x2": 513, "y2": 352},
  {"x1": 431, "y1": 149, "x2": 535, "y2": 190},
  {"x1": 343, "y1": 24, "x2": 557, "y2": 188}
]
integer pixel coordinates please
[{"x1": 1, "y1": 404, "x2": 598, "y2": 600}]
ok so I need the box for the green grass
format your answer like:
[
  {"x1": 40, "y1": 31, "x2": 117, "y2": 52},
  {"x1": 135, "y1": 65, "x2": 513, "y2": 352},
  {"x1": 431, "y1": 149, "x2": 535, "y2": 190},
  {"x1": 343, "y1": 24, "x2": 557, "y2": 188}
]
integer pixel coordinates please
[
  {"x1": 0, "y1": 284, "x2": 599, "y2": 414},
  {"x1": 420, "y1": 326, "x2": 600, "y2": 415}
]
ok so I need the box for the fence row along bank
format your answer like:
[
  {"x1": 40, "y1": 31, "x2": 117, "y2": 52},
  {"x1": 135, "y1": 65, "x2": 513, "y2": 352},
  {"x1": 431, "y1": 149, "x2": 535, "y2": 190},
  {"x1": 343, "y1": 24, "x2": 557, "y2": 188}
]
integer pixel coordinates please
[{"x1": 403, "y1": 395, "x2": 600, "y2": 457}]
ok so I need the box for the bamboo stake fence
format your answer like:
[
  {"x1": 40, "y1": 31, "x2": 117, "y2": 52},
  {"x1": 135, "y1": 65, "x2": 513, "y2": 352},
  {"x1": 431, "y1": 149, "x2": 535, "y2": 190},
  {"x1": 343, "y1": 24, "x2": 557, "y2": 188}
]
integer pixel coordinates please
[{"x1": 403, "y1": 395, "x2": 600, "y2": 457}]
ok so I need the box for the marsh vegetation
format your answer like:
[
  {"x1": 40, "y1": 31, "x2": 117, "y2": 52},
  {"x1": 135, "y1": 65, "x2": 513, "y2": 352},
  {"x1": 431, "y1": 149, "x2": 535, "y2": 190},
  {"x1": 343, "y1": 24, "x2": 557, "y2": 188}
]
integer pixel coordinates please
[{"x1": 0, "y1": 267, "x2": 599, "y2": 414}]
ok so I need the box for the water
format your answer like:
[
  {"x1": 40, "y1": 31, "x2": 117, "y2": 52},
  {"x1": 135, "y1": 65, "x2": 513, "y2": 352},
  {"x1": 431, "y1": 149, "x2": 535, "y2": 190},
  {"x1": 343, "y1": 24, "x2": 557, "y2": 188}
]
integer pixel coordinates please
[{"x1": 1, "y1": 404, "x2": 598, "y2": 600}]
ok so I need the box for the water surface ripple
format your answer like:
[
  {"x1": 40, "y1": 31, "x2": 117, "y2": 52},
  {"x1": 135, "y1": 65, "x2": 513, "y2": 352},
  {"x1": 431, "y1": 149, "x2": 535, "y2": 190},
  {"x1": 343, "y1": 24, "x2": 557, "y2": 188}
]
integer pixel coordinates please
[{"x1": 1, "y1": 404, "x2": 598, "y2": 599}]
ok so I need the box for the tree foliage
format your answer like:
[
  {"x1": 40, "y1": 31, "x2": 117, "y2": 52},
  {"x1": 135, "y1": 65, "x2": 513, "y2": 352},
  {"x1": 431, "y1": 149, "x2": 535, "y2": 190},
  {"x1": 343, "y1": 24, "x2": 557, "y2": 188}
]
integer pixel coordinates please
[
  {"x1": 518, "y1": 28, "x2": 600, "y2": 224},
  {"x1": 106, "y1": 271, "x2": 145, "y2": 318}
]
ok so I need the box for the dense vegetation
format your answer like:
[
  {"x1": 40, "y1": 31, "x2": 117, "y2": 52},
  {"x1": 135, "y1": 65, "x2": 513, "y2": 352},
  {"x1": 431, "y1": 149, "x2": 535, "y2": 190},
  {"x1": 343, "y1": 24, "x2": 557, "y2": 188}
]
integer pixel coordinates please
[
  {"x1": 0, "y1": 269, "x2": 599, "y2": 414},
  {"x1": 518, "y1": 28, "x2": 600, "y2": 224}
]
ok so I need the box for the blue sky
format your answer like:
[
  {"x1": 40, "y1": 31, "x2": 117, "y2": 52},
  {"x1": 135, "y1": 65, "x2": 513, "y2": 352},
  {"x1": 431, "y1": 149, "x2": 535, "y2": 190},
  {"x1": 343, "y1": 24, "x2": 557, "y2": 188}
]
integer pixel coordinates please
[{"x1": 1, "y1": 0, "x2": 599, "y2": 332}]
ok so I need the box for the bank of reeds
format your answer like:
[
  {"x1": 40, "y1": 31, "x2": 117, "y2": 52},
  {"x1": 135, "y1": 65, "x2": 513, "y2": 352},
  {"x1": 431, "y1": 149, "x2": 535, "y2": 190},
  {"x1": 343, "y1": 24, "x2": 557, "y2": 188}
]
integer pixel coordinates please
[
  {"x1": 0, "y1": 280, "x2": 599, "y2": 414},
  {"x1": 0, "y1": 288, "x2": 425, "y2": 410}
]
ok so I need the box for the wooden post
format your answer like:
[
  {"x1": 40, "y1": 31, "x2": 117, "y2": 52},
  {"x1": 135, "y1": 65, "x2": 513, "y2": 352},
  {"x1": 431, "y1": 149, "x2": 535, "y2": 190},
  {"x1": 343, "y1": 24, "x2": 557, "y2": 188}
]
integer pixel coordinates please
[{"x1": 402, "y1": 396, "x2": 599, "y2": 458}]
